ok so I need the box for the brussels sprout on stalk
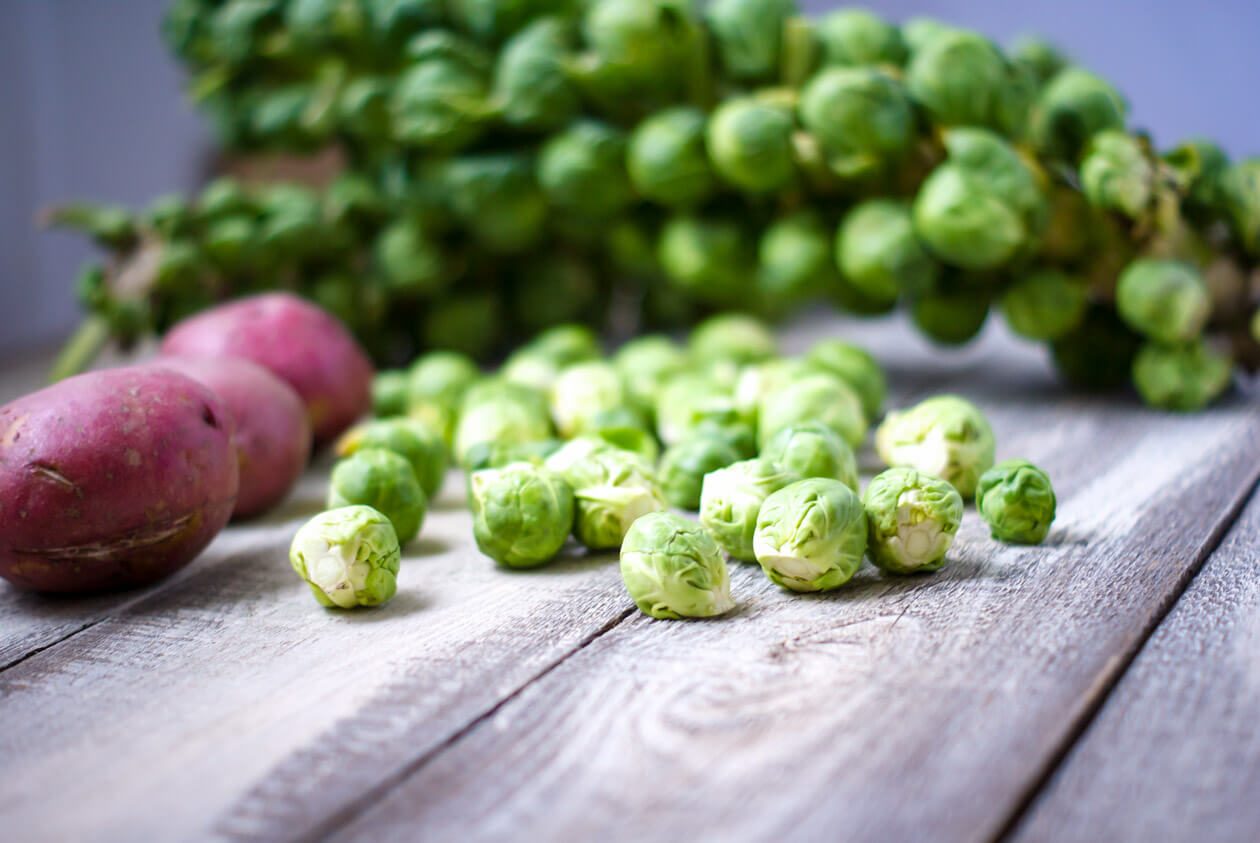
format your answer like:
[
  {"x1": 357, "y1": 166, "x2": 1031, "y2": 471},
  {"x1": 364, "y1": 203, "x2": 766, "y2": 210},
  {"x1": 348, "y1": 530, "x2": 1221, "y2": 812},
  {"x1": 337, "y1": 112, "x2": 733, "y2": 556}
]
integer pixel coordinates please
[
  {"x1": 441, "y1": 154, "x2": 548, "y2": 253},
  {"x1": 328, "y1": 449, "x2": 428, "y2": 544},
  {"x1": 1010, "y1": 36, "x2": 1067, "y2": 89},
  {"x1": 493, "y1": 17, "x2": 580, "y2": 130},
  {"x1": 837, "y1": 199, "x2": 939, "y2": 303},
  {"x1": 754, "y1": 478, "x2": 868, "y2": 592},
  {"x1": 757, "y1": 211, "x2": 834, "y2": 308},
  {"x1": 375, "y1": 220, "x2": 448, "y2": 295},
  {"x1": 862, "y1": 468, "x2": 963, "y2": 574},
  {"x1": 798, "y1": 67, "x2": 915, "y2": 182},
  {"x1": 620, "y1": 512, "x2": 734, "y2": 619},
  {"x1": 1132, "y1": 341, "x2": 1232, "y2": 412},
  {"x1": 627, "y1": 107, "x2": 715, "y2": 208},
  {"x1": 290, "y1": 506, "x2": 401, "y2": 609},
  {"x1": 391, "y1": 56, "x2": 495, "y2": 152},
  {"x1": 905, "y1": 29, "x2": 1032, "y2": 134},
  {"x1": 470, "y1": 463, "x2": 575, "y2": 569},
  {"x1": 560, "y1": 449, "x2": 667, "y2": 550},
  {"x1": 816, "y1": 9, "x2": 907, "y2": 68},
  {"x1": 1000, "y1": 268, "x2": 1089, "y2": 341},
  {"x1": 759, "y1": 373, "x2": 868, "y2": 449},
  {"x1": 705, "y1": 0, "x2": 797, "y2": 83},
  {"x1": 1221, "y1": 160, "x2": 1260, "y2": 256},
  {"x1": 706, "y1": 98, "x2": 797, "y2": 193},
  {"x1": 804, "y1": 340, "x2": 887, "y2": 421},
  {"x1": 901, "y1": 17, "x2": 950, "y2": 54},
  {"x1": 538, "y1": 120, "x2": 634, "y2": 218},
  {"x1": 975, "y1": 459, "x2": 1057, "y2": 544},
  {"x1": 577, "y1": 0, "x2": 699, "y2": 106},
  {"x1": 658, "y1": 215, "x2": 757, "y2": 305},
  {"x1": 446, "y1": 0, "x2": 575, "y2": 43},
  {"x1": 1029, "y1": 67, "x2": 1127, "y2": 161},
  {"x1": 699, "y1": 458, "x2": 802, "y2": 561},
  {"x1": 875, "y1": 395, "x2": 995, "y2": 499},
  {"x1": 1080, "y1": 131, "x2": 1156, "y2": 219},
  {"x1": 658, "y1": 435, "x2": 742, "y2": 510},
  {"x1": 1115, "y1": 259, "x2": 1210, "y2": 343}
]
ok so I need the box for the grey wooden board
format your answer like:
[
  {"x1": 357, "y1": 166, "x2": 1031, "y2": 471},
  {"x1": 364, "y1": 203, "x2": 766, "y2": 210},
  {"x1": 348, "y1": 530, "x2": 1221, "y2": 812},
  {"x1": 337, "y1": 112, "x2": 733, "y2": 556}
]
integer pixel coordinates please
[{"x1": 1013, "y1": 488, "x2": 1260, "y2": 842}]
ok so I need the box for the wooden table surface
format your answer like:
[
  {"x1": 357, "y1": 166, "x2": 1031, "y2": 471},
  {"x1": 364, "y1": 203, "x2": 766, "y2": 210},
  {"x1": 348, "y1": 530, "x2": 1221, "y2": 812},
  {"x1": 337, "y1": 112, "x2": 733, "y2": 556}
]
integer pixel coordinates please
[{"x1": 2, "y1": 315, "x2": 1258, "y2": 843}]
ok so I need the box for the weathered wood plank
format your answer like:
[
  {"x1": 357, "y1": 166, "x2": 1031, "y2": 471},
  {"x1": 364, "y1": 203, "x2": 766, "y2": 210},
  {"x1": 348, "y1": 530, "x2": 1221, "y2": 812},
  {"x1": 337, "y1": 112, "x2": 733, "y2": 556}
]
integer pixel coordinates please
[{"x1": 1012, "y1": 484, "x2": 1260, "y2": 842}]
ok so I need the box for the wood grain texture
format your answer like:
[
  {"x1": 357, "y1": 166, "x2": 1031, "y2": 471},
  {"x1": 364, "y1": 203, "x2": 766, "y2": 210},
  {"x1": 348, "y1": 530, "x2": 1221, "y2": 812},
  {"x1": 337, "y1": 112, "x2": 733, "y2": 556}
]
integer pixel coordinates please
[{"x1": 1013, "y1": 485, "x2": 1260, "y2": 842}]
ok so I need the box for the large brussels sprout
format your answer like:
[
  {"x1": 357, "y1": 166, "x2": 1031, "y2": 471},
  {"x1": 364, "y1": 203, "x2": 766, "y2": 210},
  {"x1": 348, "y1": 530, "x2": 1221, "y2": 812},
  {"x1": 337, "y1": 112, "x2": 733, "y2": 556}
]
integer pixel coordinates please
[
  {"x1": 688, "y1": 313, "x2": 777, "y2": 365},
  {"x1": 862, "y1": 467, "x2": 963, "y2": 574},
  {"x1": 613, "y1": 334, "x2": 691, "y2": 413},
  {"x1": 1051, "y1": 305, "x2": 1143, "y2": 390},
  {"x1": 761, "y1": 421, "x2": 858, "y2": 490},
  {"x1": 328, "y1": 448, "x2": 427, "y2": 544},
  {"x1": 538, "y1": 120, "x2": 634, "y2": 218},
  {"x1": 798, "y1": 67, "x2": 914, "y2": 181},
  {"x1": 706, "y1": 98, "x2": 797, "y2": 193},
  {"x1": 336, "y1": 418, "x2": 449, "y2": 499},
  {"x1": 837, "y1": 198, "x2": 939, "y2": 303},
  {"x1": 470, "y1": 462, "x2": 575, "y2": 568},
  {"x1": 754, "y1": 478, "x2": 868, "y2": 592},
  {"x1": 905, "y1": 29, "x2": 1031, "y2": 133},
  {"x1": 758, "y1": 373, "x2": 867, "y2": 449},
  {"x1": 705, "y1": 0, "x2": 796, "y2": 83},
  {"x1": 627, "y1": 107, "x2": 715, "y2": 208},
  {"x1": 620, "y1": 512, "x2": 734, "y2": 619},
  {"x1": 441, "y1": 154, "x2": 548, "y2": 253},
  {"x1": 1115, "y1": 259, "x2": 1210, "y2": 343},
  {"x1": 699, "y1": 458, "x2": 802, "y2": 561},
  {"x1": 1132, "y1": 341, "x2": 1233, "y2": 412},
  {"x1": 804, "y1": 340, "x2": 887, "y2": 422},
  {"x1": 655, "y1": 371, "x2": 741, "y2": 445},
  {"x1": 1000, "y1": 268, "x2": 1089, "y2": 341},
  {"x1": 816, "y1": 9, "x2": 907, "y2": 68},
  {"x1": 1222, "y1": 160, "x2": 1260, "y2": 257},
  {"x1": 392, "y1": 57, "x2": 493, "y2": 151},
  {"x1": 290, "y1": 506, "x2": 401, "y2": 609},
  {"x1": 658, "y1": 215, "x2": 756, "y2": 305},
  {"x1": 758, "y1": 211, "x2": 834, "y2": 307},
  {"x1": 1029, "y1": 67, "x2": 1127, "y2": 161},
  {"x1": 975, "y1": 459, "x2": 1057, "y2": 544},
  {"x1": 375, "y1": 219, "x2": 448, "y2": 295},
  {"x1": 560, "y1": 449, "x2": 667, "y2": 550},
  {"x1": 875, "y1": 395, "x2": 995, "y2": 499},
  {"x1": 658, "y1": 435, "x2": 742, "y2": 510},
  {"x1": 550, "y1": 361, "x2": 628, "y2": 437}
]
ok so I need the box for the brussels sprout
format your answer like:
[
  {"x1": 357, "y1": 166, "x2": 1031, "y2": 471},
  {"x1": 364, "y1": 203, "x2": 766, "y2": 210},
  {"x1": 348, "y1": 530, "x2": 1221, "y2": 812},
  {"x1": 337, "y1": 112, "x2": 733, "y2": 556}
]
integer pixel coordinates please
[
  {"x1": 905, "y1": 29, "x2": 1031, "y2": 133},
  {"x1": 862, "y1": 468, "x2": 963, "y2": 573},
  {"x1": 798, "y1": 67, "x2": 914, "y2": 181},
  {"x1": 538, "y1": 120, "x2": 634, "y2": 218},
  {"x1": 699, "y1": 458, "x2": 802, "y2": 561},
  {"x1": 1132, "y1": 341, "x2": 1233, "y2": 412},
  {"x1": 758, "y1": 211, "x2": 834, "y2": 307},
  {"x1": 759, "y1": 373, "x2": 867, "y2": 449},
  {"x1": 627, "y1": 107, "x2": 715, "y2": 208},
  {"x1": 375, "y1": 220, "x2": 448, "y2": 294},
  {"x1": 620, "y1": 511, "x2": 735, "y2": 619},
  {"x1": 470, "y1": 463, "x2": 575, "y2": 568},
  {"x1": 901, "y1": 17, "x2": 950, "y2": 54},
  {"x1": 733, "y1": 356, "x2": 816, "y2": 422},
  {"x1": 816, "y1": 9, "x2": 907, "y2": 68},
  {"x1": 422, "y1": 292, "x2": 502, "y2": 359},
  {"x1": 705, "y1": 98, "x2": 796, "y2": 194},
  {"x1": 392, "y1": 58, "x2": 493, "y2": 151},
  {"x1": 693, "y1": 418, "x2": 758, "y2": 461},
  {"x1": 463, "y1": 438, "x2": 564, "y2": 473},
  {"x1": 579, "y1": 0, "x2": 697, "y2": 103},
  {"x1": 1000, "y1": 268, "x2": 1089, "y2": 341},
  {"x1": 408, "y1": 351, "x2": 481, "y2": 422},
  {"x1": 441, "y1": 154, "x2": 548, "y2": 254},
  {"x1": 705, "y1": 0, "x2": 796, "y2": 83},
  {"x1": 688, "y1": 313, "x2": 777, "y2": 365},
  {"x1": 1165, "y1": 137, "x2": 1231, "y2": 217},
  {"x1": 874, "y1": 395, "x2": 995, "y2": 499},
  {"x1": 336, "y1": 418, "x2": 449, "y2": 500},
  {"x1": 405, "y1": 28, "x2": 494, "y2": 71},
  {"x1": 913, "y1": 128, "x2": 1050, "y2": 270},
  {"x1": 1011, "y1": 36, "x2": 1067, "y2": 88},
  {"x1": 761, "y1": 422, "x2": 858, "y2": 490},
  {"x1": 502, "y1": 348, "x2": 563, "y2": 392},
  {"x1": 527, "y1": 323, "x2": 604, "y2": 367},
  {"x1": 1080, "y1": 131, "x2": 1155, "y2": 218},
  {"x1": 560, "y1": 449, "x2": 667, "y2": 550},
  {"x1": 512, "y1": 253, "x2": 600, "y2": 334},
  {"x1": 1222, "y1": 160, "x2": 1260, "y2": 256},
  {"x1": 372, "y1": 371, "x2": 409, "y2": 418},
  {"x1": 1029, "y1": 68, "x2": 1127, "y2": 161},
  {"x1": 1051, "y1": 304, "x2": 1143, "y2": 390},
  {"x1": 804, "y1": 340, "x2": 887, "y2": 422},
  {"x1": 658, "y1": 435, "x2": 743, "y2": 510},
  {"x1": 290, "y1": 506, "x2": 401, "y2": 609},
  {"x1": 658, "y1": 215, "x2": 757, "y2": 305},
  {"x1": 455, "y1": 388, "x2": 554, "y2": 466},
  {"x1": 836, "y1": 199, "x2": 939, "y2": 303},
  {"x1": 831, "y1": 275, "x2": 899, "y2": 317},
  {"x1": 362, "y1": 0, "x2": 444, "y2": 48},
  {"x1": 493, "y1": 17, "x2": 580, "y2": 131},
  {"x1": 975, "y1": 459, "x2": 1057, "y2": 544},
  {"x1": 613, "y1": 334, "x2": 691, "y2": 412},
  {"x1": 446, "y1": 0, "x2": 573, "y2": 43},
  {"x1": 210, "y1": 0, "x2": 281, "y2": 66},
  {"x1": 655, "y1": 371, "x2": 742, "y2": 445},
  {"x1": 584, "y1": 406, "x2": 660, "y2": 462},
  {"x1": 753, "y1": 478, "x2": 868, "y2": 592},
  {"x1": 1115, "y1": 259, "x2": 1210, "y2": 343},
  {"x1": 338, "y1": 76, "x2": 393, "y2": 141},
  {"x1": 328, "y1": 449, "x2": 427, "y2": 544},
  {"x1": 550, "y1": 361, "x2": 628, "y2": 437}
]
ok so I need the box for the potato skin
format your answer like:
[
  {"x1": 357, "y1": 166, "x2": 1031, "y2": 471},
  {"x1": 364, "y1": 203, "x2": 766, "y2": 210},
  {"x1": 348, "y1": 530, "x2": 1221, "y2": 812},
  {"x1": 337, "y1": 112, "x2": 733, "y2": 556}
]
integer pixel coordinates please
[
  {"x1": 0, "y1": 366, "x2": 239, "y2": 592},
  {"x1": 155, "y1": 356, "x2": 312, "y2": 519},
  {"x1": 160, "y1": 293, "x2": 373, "y2": 443}
]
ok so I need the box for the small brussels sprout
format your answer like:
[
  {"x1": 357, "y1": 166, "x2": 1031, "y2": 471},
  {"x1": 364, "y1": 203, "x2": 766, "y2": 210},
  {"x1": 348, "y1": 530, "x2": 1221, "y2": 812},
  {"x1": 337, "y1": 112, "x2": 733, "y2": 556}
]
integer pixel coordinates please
[
  {"x1": 688, "y1": 313, "x2": 777, "y2": 365},
  {"x1": 391, "y1": 58, "x2": 493, "y2": 152},
  {"x1": 1000, "y1": 268, "x2": 1089, "y2": 341},
  {"x1": 584, "y1": 406, "x2": 660, "y2": 464},
  {"x1": 538, "y1": 120, "x2": 634, "y2": 218},
  {"x1": 1029, "y1": 68, "x2": 1127, "y2": 161},
  {"x1": 463, "y1": 438, "x2": 563, "y2": 474},
  {"x1": 493, "y1": 17, "x2": 580, "y2": 131},
  {"x1": 560, "y1": 449, "x2": 667, "y2": 550},
  {"x1": 874, "y1": 395, "x2": 995, "y2": 499},
  {"x1": 544, "y1": 436, "x2": 613, "y2": 475},
  {"x1": 913, "y1": 128, "x2": 1050, "y2": 271},
  {"x1": 693, "y1": 418, "x2": 758, "y2": 461},
  {"x1": 798, "y1": 67, "x2": 914, "y2": 181},
  {"x1": 699, "y1": 458, "x2": 802, "y2": 561},
  {"x1": 758, "y1": 211, "x2": 834, "y2": 307},
  {"x1": 658, "y1": 435, "x2": 743, "y2": 510},
  {"x1": 761, "y1": 422, "x2": 858, "y2": 490},
  {"x1": 550, "y1": 361, "x2": 629, "y2": 438},
  {"x1": 336, "y1": 418, "x2": 449, "y2": 500},
  {"x1": 655, "y1": 372, "x2": 742, "y2": 445},
  {"x1": 373, "y1": 371, "x2": 411, "y2": 419},
  {"x1": 502, "y1": 349, "x2": 562, "y2": 392},
  {"x1": 527, "y1": 323, "x2": 604, "y2": 367},
  {"x1": 804, "y1": 340, "x2": 887, "y2": 422},
  {"x1": 904, "y1": 29, "x2": 1031, "y2": 134},
  {"x1": 1010, "y1": 36, "x2": 1067, "y2": 88},
  {"x1": 657, "y1": 214, "x2": 757, "y2": 306},
  {"x1": 455, "y1": 388, "x2": 554, "y2": 466},
  {"x1": 613, "y1": 334, "x2": 691, "y2": 413},
  {"x1": 620, "y1": 511, "x2": 735, "y2": 619},
  {"x1": 733, "y1": 357, "x2": 816, "y2": 422},
  {"x1": 290, "y1": 506, "x2": 401, "y2": 609},
  {"x1": 862, "y1": 468, "x2": 963, "y2": 573},
  {"x1": 408, "y1": 351, "x2": 481, "y2": 420},
  {"x1": 1051, "y1": 305, "x2": 1143, "y2": 390},
  {"x1": 754, "y1": 478, "x2": 868, "y2": 592},
  {"x1": 1080, "y1": 131, "x2": 1155, "y2": 219},
  {"x1": 328, "y1": 449, "x2": 427, "y2": 544},
  {"x1": 1222, "y1": 160, "x2": 1260, "y2": 257},
  {"x1": 441, "y1": 153, "x2": 548, "y2": 254},
  {"x1": 470, "y1": 462, "x2": 575, "y2": 568},
  {"x1": 837, "y1": 199, "x2": 939, "y2": 303},
  {"x1": 579, "y1": 0, "x2": 697, "y2": 103},
  {"x1": 705, "y1": 98, "x2": 796, "y2": 194},
  {"x1": 975, "y1": 459, "x2": 1057, "y2": 544},
  {"x1": 1132, "y1": 341, "x2": 1233, "y2": 412},
  {"x1": 627, "y1": 107, "x2": 715, "y2": 208},
  {"x1": 816, "y1": 9, "x2": 907, "y2": 68},
  {"x1": 1115, "y1": 259, "x2": 1211, "y2": 343},
  {"x1": 758, "y1": 373, "x2": 867, "y2": 449},
  {"x1": 375, "y1": 220, "x2": 448, "y2": 295}
]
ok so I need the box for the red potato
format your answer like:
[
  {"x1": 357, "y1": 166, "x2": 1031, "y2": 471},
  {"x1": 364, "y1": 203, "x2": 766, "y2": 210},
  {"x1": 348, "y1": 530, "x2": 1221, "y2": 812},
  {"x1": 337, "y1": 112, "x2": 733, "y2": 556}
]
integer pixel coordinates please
[
  {"x1": 160, "y1": 293, "x2": 373, "y2": 443},
  {"x1": 0, "y1": 366, "x2": 239, "y2": 592},
  {"x1": 156, "y1": 356, "x2": 312, "y2": 519}
]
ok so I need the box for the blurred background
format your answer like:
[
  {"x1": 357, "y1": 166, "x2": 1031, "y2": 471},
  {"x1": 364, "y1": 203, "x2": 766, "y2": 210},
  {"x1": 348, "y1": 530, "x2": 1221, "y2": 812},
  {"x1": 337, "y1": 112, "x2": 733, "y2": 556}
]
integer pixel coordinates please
[{"x1": 0, "y1": 0, "x2": 1256, "y2": 359}]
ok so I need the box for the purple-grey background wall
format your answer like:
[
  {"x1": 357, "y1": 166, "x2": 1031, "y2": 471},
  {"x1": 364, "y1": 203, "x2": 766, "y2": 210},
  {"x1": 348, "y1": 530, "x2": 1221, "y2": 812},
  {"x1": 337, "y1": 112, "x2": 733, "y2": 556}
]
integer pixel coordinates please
[{"x1": 0, "y1": 0, "x2": 1255, "y2": 357}]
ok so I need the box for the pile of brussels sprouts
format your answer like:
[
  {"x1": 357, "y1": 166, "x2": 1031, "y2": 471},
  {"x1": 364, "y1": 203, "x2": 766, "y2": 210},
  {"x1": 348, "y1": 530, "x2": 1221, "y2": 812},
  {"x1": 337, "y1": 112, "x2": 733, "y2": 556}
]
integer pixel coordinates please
[
  {"x1": 55, "y1": 0, "x2": 1260, "y2": 410},
  {"x1": 289, "y1": 315, "x2": 1057, "y2": 615}
]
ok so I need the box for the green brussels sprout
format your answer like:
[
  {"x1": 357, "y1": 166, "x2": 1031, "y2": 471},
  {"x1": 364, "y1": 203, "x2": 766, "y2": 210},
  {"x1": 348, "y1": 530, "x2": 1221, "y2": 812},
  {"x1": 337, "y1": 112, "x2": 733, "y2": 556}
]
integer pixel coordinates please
[
  {"x1": 1132, "y1": 341, "x2": 1233, "y2": 412},
  {"x1": 560, "y1": 448, "x2": 667, "y2": 550},
  {"x1": 441, "y1": 154, "x2": 548, "y2": 254},
  {"x1": 336, "y1": 418, "x2": 449, "y2": 500},
  {"x1": 145, "y1": 194, "x2": 194, "y2": 239},
  {"x1": 901, "y1": 17, "x2": 950, "y2": 54},
  {"x1": 1051, "y1": 304, "x2": 1143, "y2": 390},
  {"x1": 1010, "y1": 36, "x2": 1067, "y2": 88},
  {"x1": 837, "y1": 199, "x2": 940, "y2": 303},
  {"x1": 758, "y1": 211, "x2": 834, "y2": 308},
  {"x1": 544, "y1": 435, "x2": 614, "y2": 475},
  {"x1": 705, "y1": 98, "x2": 796, "y2": 193},
  {"x1": 392, "y1": 58, "x2": 493, "y2": 152},
  {"x1": 470, "y1": 463, "x2": 575, "y2": 568},
  {"x1": 1115, "y1": 259, "x2": 1210, "y2": 343},
  {"x1": 550, "y1": 361, "x2": 628, "y2": 437},
  {"x1": 201, "y1": 215, "x2": 257, "y2": 270},
  {"x1": 527, "y1": 323, "x2": 604, "y2": 366},
  {"x1": 375, "y1": 220, "x2": 448, "y2": 295},
  {"x1": 290, "y1": 505, "x2": 401, "y2": 609},
  {"x1": 754, "y1": 478, "x2": 868, "y2": 592},
  {"x1": 512, "y1": 252, "x2": 600, "y2": 334},
  {"x1": 658, "y1": 435, "x2": 743, "y2": 510},
  {"x1": 463, "y1": 437, "x2": 563, "y2": 473},
  {"x1": 493, "y1": 17, "x2": 580, "y2": 131},
  {"x1": 538, "y1": 120, "x2": 633, "y2": 218},
  {"x1": 613, "y1": 334, "x2": 691, "y2": 412},
  {"x1": 620, "y1": 511, "x2": 734, "y2": 619},
  {"x1": 408, "y1": 351, "x2": 481, "y2": 421},
  {"x1": 831, "y1": 275, "x2": 900, "y2": 316},
  {"x1": 1029, "y1": 68, "x2": 1127, "y2": 161},
  {"x1": 627, "y1": 107, "x2": 715, "y2": 208},
  {"x1": 975, "y1": 459, "x2": 1057, "y2": 544},
  {"x1": 1164, "y1": 137, "x2": 1231, "y2": 218},
  {"x1": 502, "y1": 349, "x2": 563, "y2": 392},
  {"x1": 578, "y1": 0, "x2": 696, "y2": 102},
  {"x1": 874, "y1": 395, "x2": 995, "y2": 499},
  {"x1": 761, "y1": 422, "x2": 858, "y2": 490},
  {"x1": 804, "y1": 340, "x2": 887, "y2": 422},
  {"x1": 699, "y1": 458, "x2": 802, "y2": 561},
  {"x1": 446, "y1": 0, "x2": 574, "y2": 43},
  {"x1": 455, "y1": 387, "x2": 554, "y2": 466},
  {"x1": 798, "y1": 67, "x2": 914, "y2": 181},
  {"x1": 422, "y1": 292, "x2": 502, "y2": 360},
  {"x1": 584, "y1": 406, "x2": 660, "y2": 463},
  {"x1": 1000, "y1": 268, "x2": 1089, "y2": 341},
  {"x1": 335, "y1": 75, "x2": 393, "y2": 142},
  {"x1": 655, "y1": 371, "x2": 741, "y2": 445},
  {"x1": 759, "y1": 373, "x2": 867, "y2": 449},
  {"x1": 657, "y1": 215, "x2": 757, "y2": 305},
  {"x1": 705, "y1": 0, "x2": 796, "y2": 83},
  {"x1": 1221, "y1": 160, "x2": 1260, "y2": 256},
  {"x1": 328, "y1": 449, "x2": 428, "y2": 544},
  {"x1": 816, "y1": 9, "x2": 907, "y2": 68},
  {"x1": 905, "y1": 29, "x2": 1031, "y2": 133},
  {"x1": 362, "y1": 0, "x2": 444, "y2": 48},
  {"x1": 1080, "y1": 131, "x2": 1155, "y2": 218},
  {"x1": 372, "y1": 371, "x2": 410, "y2": 418},
  {"x1": 405, "y1": 27, "x2": 495, "y2": 69},
  {"x1": 688, "y1": 313, "x2": 777, "y2": 365},
  {"x1": 733, "y1": 356, "x2": 817, "y2": 423},
  {"x1": 913, "y1": 128, "x2": 1050, "y2": 270},
  {"x1": 325, "y1": 172, "x2": 387, "y2": 229},
  {"x1": 693, "y1": 418, "x2": 758, "y2": 460},
  {"x1": 862, "y1": 467, "x2": 963, "y2": 574},
  {"x1": 285, "y1": 0, "x2": 364, "y2": 48},
  {"x1": 209, "y1": 0, "x2": 281, "y2": 66}
]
